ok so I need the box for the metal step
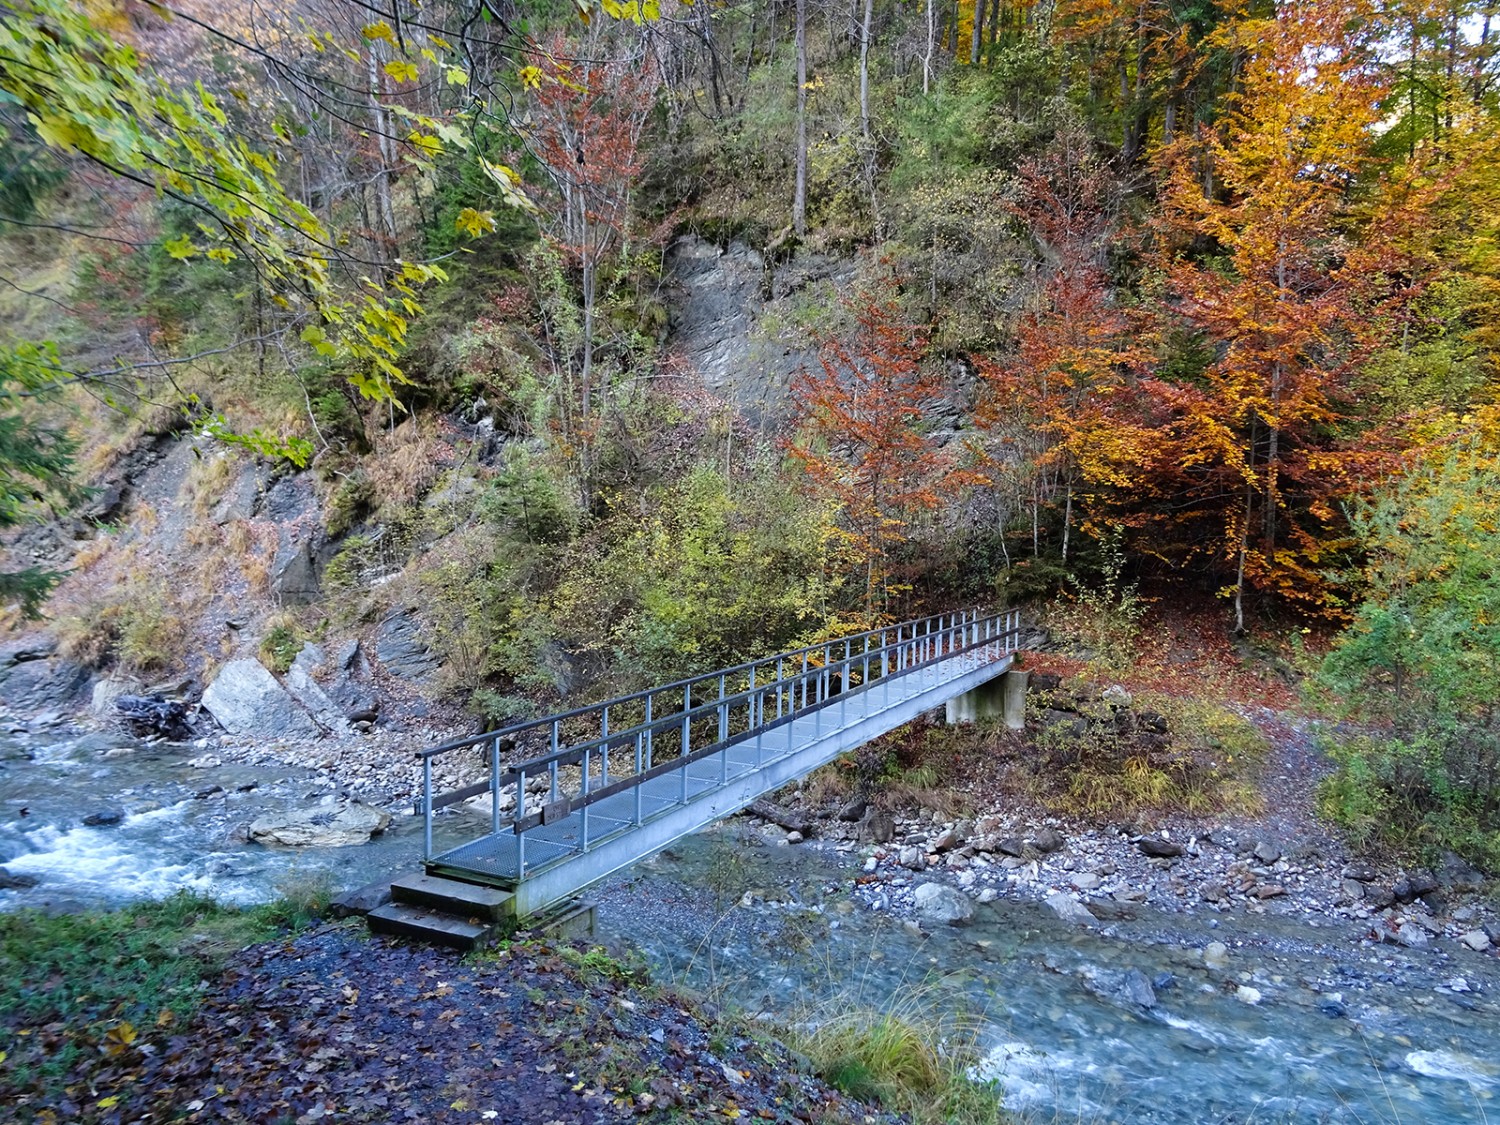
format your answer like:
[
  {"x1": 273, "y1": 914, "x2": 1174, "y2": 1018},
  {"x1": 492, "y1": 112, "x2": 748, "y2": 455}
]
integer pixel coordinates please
[
  {"x1": 367, "y1": 903, "x2": 496, "y2": 951},
  {"x1": 391, "y1": 872, "x2": 515, "y2": 920}
]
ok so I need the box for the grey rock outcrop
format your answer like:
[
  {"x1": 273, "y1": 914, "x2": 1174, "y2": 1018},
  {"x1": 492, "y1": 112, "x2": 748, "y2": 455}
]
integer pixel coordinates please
[
  {"x1": 376, "y1": 608, "x2": 440, "y2": 682},
  {"x1": 0, "y1": 636, "x2": 89, "y2": 712},
  {"x1": 201, "y1": 659, "x2": 322, "y2": 740}
]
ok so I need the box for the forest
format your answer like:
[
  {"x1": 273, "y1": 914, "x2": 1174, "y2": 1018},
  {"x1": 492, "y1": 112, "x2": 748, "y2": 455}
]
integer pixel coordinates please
[{"x1": 1, "y1": 0, "x2": 1498, "y2": 866}]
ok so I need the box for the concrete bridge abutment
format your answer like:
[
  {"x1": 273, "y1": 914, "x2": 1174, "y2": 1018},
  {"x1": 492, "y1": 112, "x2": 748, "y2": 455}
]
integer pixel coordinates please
[{"x1": 945, "y1": 668, "x2": 1028, "y2": 730}]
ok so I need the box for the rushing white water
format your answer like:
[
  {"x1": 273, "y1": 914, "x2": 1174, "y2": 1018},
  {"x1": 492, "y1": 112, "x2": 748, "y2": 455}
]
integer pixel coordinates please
[
  {"x1": 0, "y1": 729, "x2": 467, "y2": 908},
  {"x1": 3, "y1": 804, "x2": 228, "y2": 901}
]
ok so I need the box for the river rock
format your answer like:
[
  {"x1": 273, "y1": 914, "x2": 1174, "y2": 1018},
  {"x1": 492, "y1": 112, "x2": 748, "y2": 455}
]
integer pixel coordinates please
[
  {"x1": 1437, "y1": 852, "x2": 1486, "y2": 891},
  {"x1": 1459, "y1": 930, "x2": 1492, "y2": 952},
  {"x1": 82, "y1": 809, "x2": 123, "y2": 827},
  {"x1": 1045, "y1": 891, "x2": 1096, "y2": 926},
  {"x1": 1252, "y1": 840, "x2": 1283, "y2": 865},
  {"x1": 1072, "y1": 873, "x2": 1102, "y2": 891},
  {"x1": 1138, "y1": 835, "x2": 1184, "y2": 858},
  {"x1": 1395, "y1": 871, "x2": 1441, "y2": 902},
  {"x1": 0, "y1": 867, "x2": 40, "y2": 890},
  {"x1": 1101, "y1": 684, "x2": 1132, "y2": 707},
  {"x1": 859, "y1": 809, "x2": 895, "y2": 844},
  {"x1": 836, "y1": 797, "x2": 868, "y2": 822},
  {"x1": 1083, "y1": 967, "x2": 1156, "y2": 1009},
  {"x1": 201, "y1": 659, "x2": 322, "y2": 740},
  {"x1": 913, "y1": 882, "x2": 974, "y2": 926},
  {"x1": 1033, "y1": 827, "x2": 1066, "y2": 854},
  {"x1": 997, "y1": 837, "x2": 1026, "y2": 858},
  {"x1": 1203, "y1": 941, "x2": 1230, "y2": 969},
  {"x1": 1342, "y1": 863, "x2": 1378, "y2": 882},
  {"x1": 1235, "y1": 985, "x2": 1263, "y2": 1005},
  {"x1": 1365, "y1": 885, "x2": 1396, "y2": 909},
  {"x1": 249, "y1": 800, "x2": 391, "y2": 847},
  {"x1": 899, "y1": 846, "x2": 926, "y2": 870},
  {"x1": 1387, "y1": 922, "x2": 1429, "y2": 949}
]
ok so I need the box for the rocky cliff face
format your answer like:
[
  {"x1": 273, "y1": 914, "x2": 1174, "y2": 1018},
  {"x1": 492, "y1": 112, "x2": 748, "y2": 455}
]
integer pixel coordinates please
[{"x1": 662, "y1": 235, "x2": 856, "y2": 426}]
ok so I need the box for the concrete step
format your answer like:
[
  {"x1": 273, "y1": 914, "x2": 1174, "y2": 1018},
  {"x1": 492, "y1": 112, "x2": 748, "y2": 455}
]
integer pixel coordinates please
[
  {"x1": 391, "y1": 873, "x2": 515, "y2": 920},
  {"x1": 367, "y1": 903, "x2": 495, "y2": 951}
]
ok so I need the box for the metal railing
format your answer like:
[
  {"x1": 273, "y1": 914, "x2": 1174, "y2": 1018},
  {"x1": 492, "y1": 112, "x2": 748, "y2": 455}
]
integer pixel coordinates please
[{"x1": 417, "y1": 607, "x2": 1021, "y2": 870}]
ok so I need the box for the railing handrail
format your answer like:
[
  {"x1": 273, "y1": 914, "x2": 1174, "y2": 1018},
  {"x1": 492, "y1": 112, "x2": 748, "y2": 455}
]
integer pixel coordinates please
[
  {"x1": 416, "y1": 607, "x2": 993, "y2": 761},
  {"x1": 417, "y1": 608, "x2": 1019, "y2": 841},
  {"x1": 458, "y1": 610, "x2": 1018, "y2": 786},
  {"x1": 499, "y1": 611, "x2": 1022, "y2": 834}
]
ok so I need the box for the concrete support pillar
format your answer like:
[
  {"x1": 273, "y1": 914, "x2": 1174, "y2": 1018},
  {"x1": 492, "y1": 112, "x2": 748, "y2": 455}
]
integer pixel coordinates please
[
  {"x1": 945, "y1": 669, "x2": 1028, "y2": 730},
  {"x1": 1003, "y1": 669, "x2": 1028, "y2": 730}
]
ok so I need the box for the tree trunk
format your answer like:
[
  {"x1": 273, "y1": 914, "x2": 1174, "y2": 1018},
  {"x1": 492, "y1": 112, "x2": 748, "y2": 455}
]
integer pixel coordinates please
[
  {"x1": 366, "y1": 52, "x2": 399, "y2": 266},
  {"x1": 970, "y1": 0, "x2": 985, "y2": 65},
  {"x1": 794, "y1": 0, "x2": 808, "y2": 236},
  {"x1": 924, "y1": 0, "x2": 935, "y2": 93},
  {"x1": 860, "y1": 0, "x2": 873, "y2": 139}
]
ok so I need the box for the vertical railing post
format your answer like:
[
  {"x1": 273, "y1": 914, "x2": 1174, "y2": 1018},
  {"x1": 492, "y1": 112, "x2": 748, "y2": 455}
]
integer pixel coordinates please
[
  {"x1": 490, "y1": 738, "x2": 501, "y2": 837},
  {"x1": 516, "y1": 766, "x2": 527, "y2": 874},
  {"x1": 634, "y1": 733, "x2": 644, "y2": 825},
  {"x1": 776, "y1": 657, "x2": 784, "y2": 717},
  {"x1": 423, "y1": 756, "x2": 432, "y2": 862},
  {"x1": 645, "y1": 694, "x2": 654, "y2": 771},
  {"x1": 718, "y1": 675, "x2": 728, "y2": 743}
]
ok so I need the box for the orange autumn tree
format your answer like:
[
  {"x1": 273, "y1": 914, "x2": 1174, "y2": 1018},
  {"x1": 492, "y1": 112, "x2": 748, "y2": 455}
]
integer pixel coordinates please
[
  {"x1": 787, "y1": 282, "x2": 970, "y2": 611},
  {"x1": 1138, "y1": 0, "x2": 1434, "y2": 630},
  {"x1": 976, "y1": 117, "x2": 1154, "y2": 563}
]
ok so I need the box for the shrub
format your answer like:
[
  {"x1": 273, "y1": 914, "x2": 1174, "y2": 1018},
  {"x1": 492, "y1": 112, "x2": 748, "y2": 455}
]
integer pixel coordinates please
[
  {"x1": 788, "y1": 985, "x2": 1004, "y2": 1125},
  {"x1": 1044, "y1": 530, "x2": 1145, "y2": 673},
  {"x1": 258, "y1": 615, "x2": 303, "y2": 674},
  {"x1": 55, "y1": 577, "x2": 186, "y2": 674},
  {"x1": 1315, "y1": 422, "x2": 1500, "y2": 868}
]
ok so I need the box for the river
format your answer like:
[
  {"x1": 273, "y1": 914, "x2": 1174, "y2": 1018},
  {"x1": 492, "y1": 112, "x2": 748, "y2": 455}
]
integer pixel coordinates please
[{"x1": 3, "y1": 728, "x2": 1497, "y2": 1123}]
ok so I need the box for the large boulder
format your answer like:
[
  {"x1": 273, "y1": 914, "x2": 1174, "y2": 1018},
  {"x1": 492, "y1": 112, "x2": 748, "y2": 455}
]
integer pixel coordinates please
[
  {"x1": 249, "y1": 799, "x2": 391, "y2": 847},
  {"x1": 283, "y1": 644, "x2": 351, "y2": 735},
  {"x1": 201, "y1": 659, "x2": 322, "y2": 740},
  {"x1": 913, "y1": 882, "x2": 975, "y2": 926}
]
